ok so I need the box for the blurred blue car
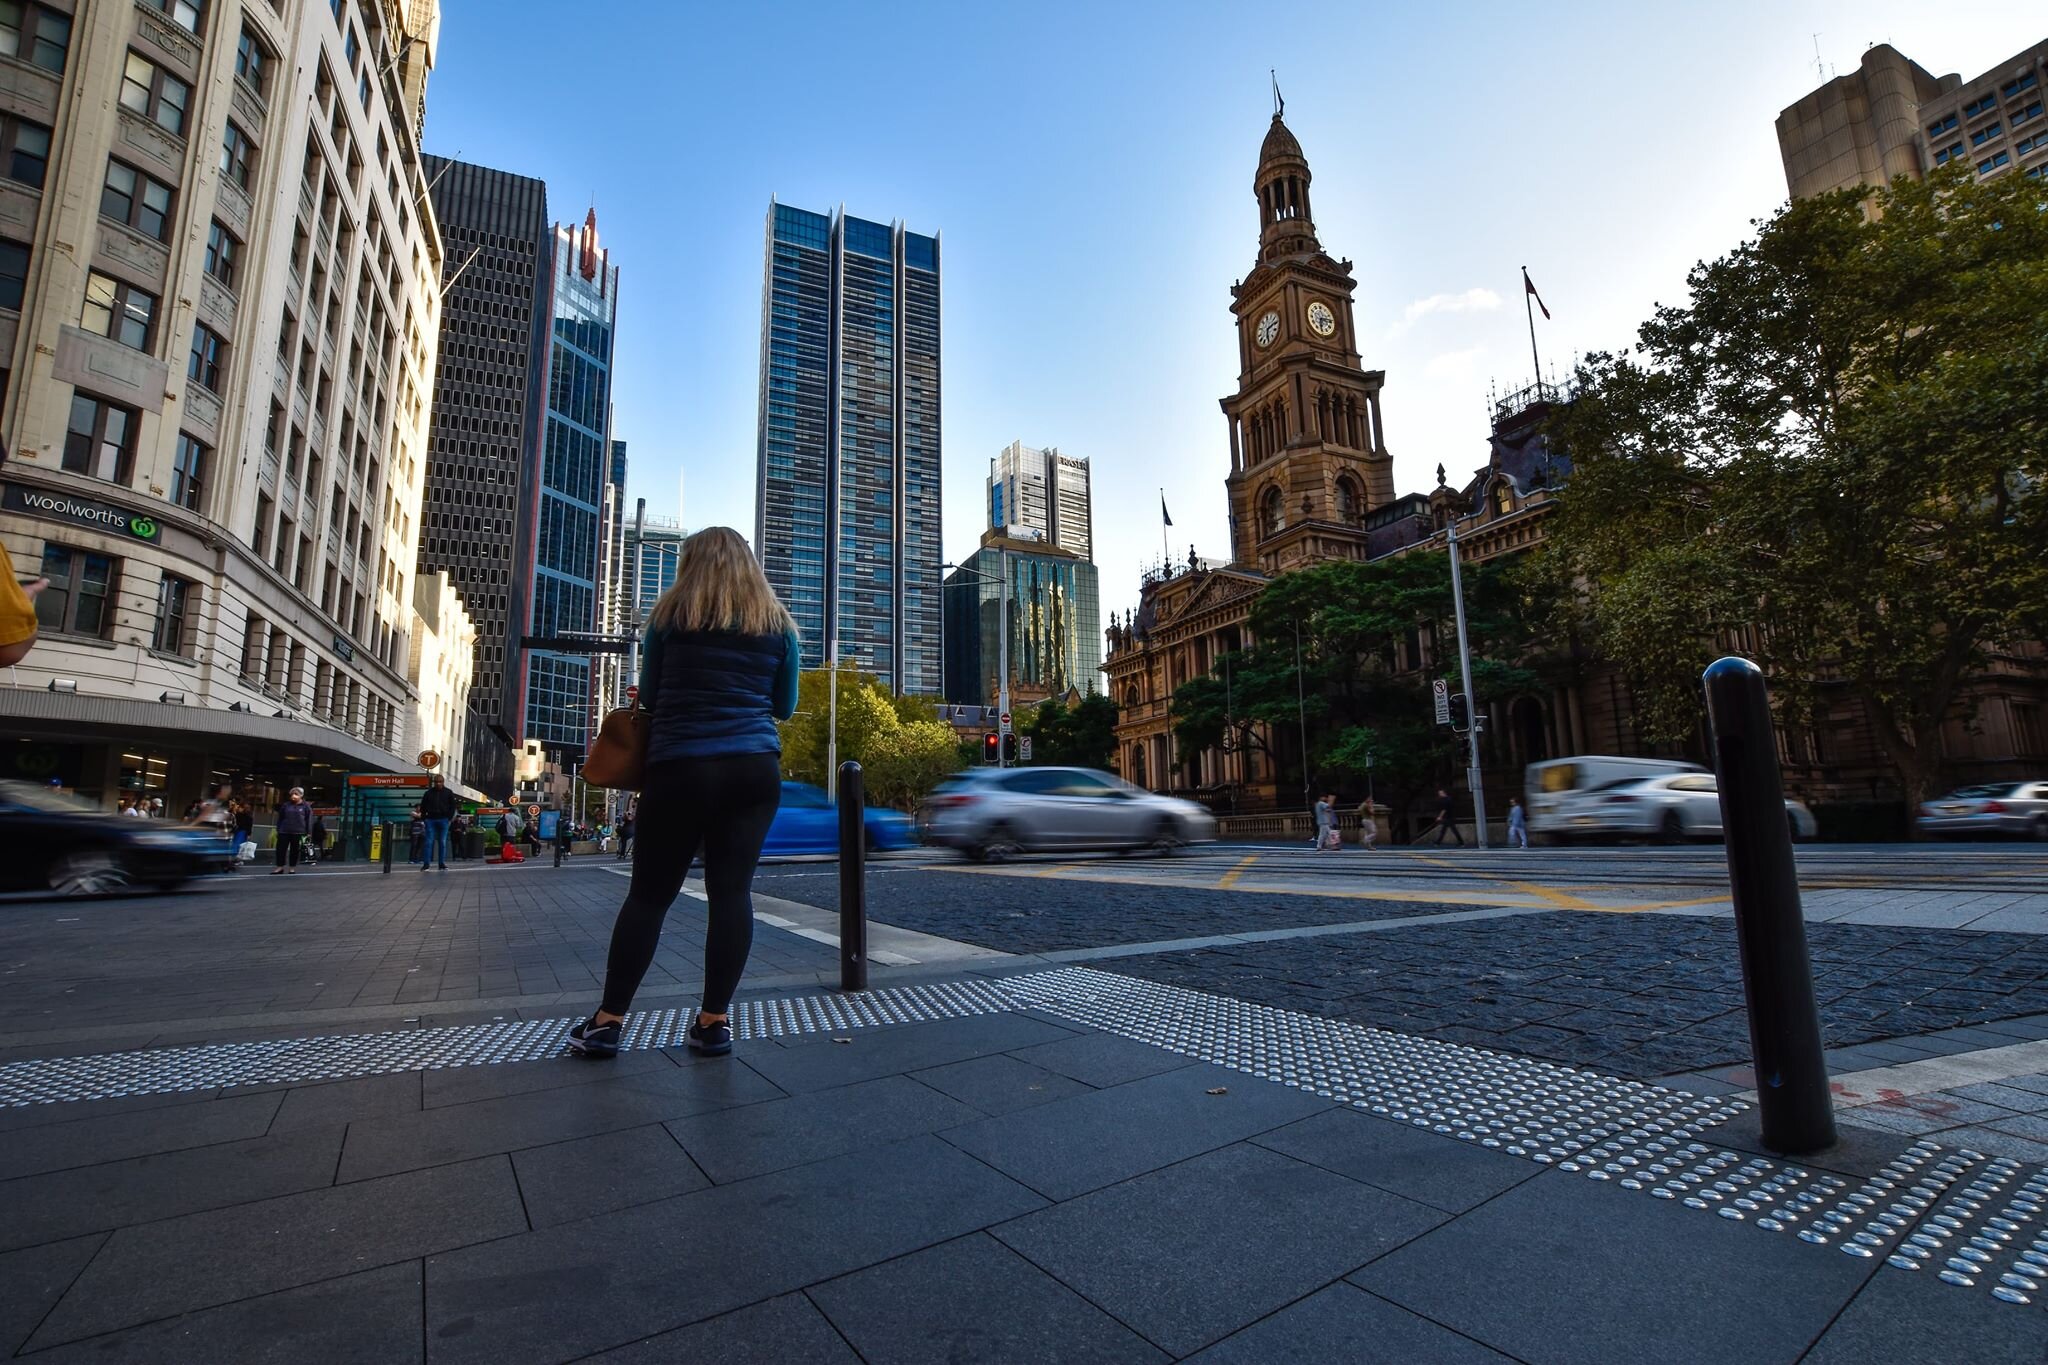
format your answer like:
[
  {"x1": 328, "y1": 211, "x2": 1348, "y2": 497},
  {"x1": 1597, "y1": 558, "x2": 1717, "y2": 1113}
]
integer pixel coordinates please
[{"x1": 764, "y1": 782, "x2": 915, "y2": 856}]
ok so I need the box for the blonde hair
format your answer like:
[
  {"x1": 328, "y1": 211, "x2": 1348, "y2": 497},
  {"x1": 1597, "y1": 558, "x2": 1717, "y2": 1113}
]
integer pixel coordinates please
[{"x1": 648, "y1": 527, "x2": 798, "y2": 638}]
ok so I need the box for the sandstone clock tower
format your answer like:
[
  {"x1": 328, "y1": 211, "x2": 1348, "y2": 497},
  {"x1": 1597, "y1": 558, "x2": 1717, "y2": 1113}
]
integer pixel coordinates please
[{"x1": 1222, "y1": 113, "x2": 1393, "y2": 572}]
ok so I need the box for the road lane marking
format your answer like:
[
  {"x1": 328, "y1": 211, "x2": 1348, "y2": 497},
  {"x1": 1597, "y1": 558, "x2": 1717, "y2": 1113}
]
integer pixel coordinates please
[
  {"x1": 1217, "y1": 855, "x2": 1260, "y2": 889},
  {"x1": 1408, "y1": 852, "x2": 1603, "y2": 911}
]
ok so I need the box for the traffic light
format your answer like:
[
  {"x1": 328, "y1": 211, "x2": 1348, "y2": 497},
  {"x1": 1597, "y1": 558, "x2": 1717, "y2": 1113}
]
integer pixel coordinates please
[
  {"x1": 982, "y1": 732, "x2": 1000, "y2": 764},
  {"x1": 1447, "y1": 693, "x2": 1469, "y2": 731},
  {"x1": 1003, "y1": 733, "x2": 1019, "y2": 763}
]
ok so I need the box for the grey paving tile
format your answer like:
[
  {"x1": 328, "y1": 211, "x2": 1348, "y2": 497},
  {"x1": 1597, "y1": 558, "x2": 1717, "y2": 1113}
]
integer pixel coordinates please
[
  {"x1": 737, "y1": 1014, "x2": 1077, "y2": 1094},
  {"x1": 0, "y1": 1091, "x2": 283, "y2": 1180},
  {"x1": 993, "y1": 1142, "x2": 1443, "y2": 1357},
  {"x1": 910, "y1": 1053, "x2": 1095, "y2": 1114},
  {"x1": 1804, "y1": 1258, "x2": 2048, "y2": 1363},
  {"x1": 270, "y1": 1072, "x2": 423, "y2": 1131},
  {"x1": 0, "y1": 1234, "x2": 104, "y2": 1357},
  {"x1": 1993, "y1": 1072, "x2": 2048, "y2": 1096},
  {"x1": 423, "y1": 1134, "x2": 1045, "y2": 1364},
  {"x1": 1252, "y1": 1107, "x2": 1539, "y2": 1214},
  {"x1": 809, "y1": 1232, "x2": 1167, "y2": 1364},
  {"x1": 420, "y1": 1047, "x2": 677, "y2": 1109},
  {"x1": 31, "y1": 1155, "x2": 524, "y2": 1348},
  {"x1": 1987, "y1": 1112, "x2": 2048, "y2": 1144},
  {"x1": 1927, "y1": 1125, "x2": 2048, "y2": 1161},
  {"x1": 1352, "y1": 1169, "x2": 1876, "y2": 1365},
  {"x1": 22, "y1": 1261, "x2": 424, "y2": 1365},
  {"x1": 582, "y1": 1294, "x2": 860, "y2": 1363},
  {"x1": 1945, "y1": 1081, "x2": 2048, "y2": 1113},
  {"x1": 1005, "y1": 1031, "x2": 1195, "y2": 1088},
  {"x1": 339, "y1": 1061, "x2": 784, "y2": 1182},
  {"x1": 511, "y1": 1124, "x2": 707, "y2": 1228},
  {"x1": 943, "y1": 1063, "x2": 1331, "y2": 1201},
  {"x1": 0, "y1": 1125, "x2": 345, "y2": 1253},
  {"x1": 1185, "y1": 1282, "x2": 1515, "y2": 1363},
  {"x1": 0, "y1": 1086, "x2": 223, "y2": 1135},
  {"x1": 666, "y1": 1075, "x2": 981, "y2": 1184}
]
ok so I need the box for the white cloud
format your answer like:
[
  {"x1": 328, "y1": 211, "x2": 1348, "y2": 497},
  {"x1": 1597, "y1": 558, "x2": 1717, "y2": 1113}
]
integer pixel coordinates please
[
  {"x1": 1395, "y1": 287, "x2": 1503, "y2": 333},
  {"x1": 1423, "y1": 346, "x2": 1486, "y2": 379}
]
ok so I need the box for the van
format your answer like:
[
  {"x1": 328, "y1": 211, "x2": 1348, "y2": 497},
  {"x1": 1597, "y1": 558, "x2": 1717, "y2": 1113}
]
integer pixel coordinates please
[{"x1": 1525, "y1": 756, "x2": 1706, "y2": 837}]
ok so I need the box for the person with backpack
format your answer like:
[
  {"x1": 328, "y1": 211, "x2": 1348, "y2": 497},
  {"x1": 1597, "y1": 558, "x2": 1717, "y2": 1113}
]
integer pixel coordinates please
[
  {"x1": 568, "y1": 527, "x2": 800, "y2": 1061},
  {"x1": 272, "y1": 788, "x2": 314, "y2": 874}
]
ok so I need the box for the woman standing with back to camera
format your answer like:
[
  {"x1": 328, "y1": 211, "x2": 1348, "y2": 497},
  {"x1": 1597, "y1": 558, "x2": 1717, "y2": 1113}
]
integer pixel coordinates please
[{"x1": 569, "y1": 527, "x2": 800, "y2": 1059}]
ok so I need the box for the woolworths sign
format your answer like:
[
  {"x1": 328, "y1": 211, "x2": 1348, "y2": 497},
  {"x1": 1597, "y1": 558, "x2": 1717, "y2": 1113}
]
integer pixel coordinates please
[{"x1": 2, "y1": 483, "x2": 161, "y2": 542}]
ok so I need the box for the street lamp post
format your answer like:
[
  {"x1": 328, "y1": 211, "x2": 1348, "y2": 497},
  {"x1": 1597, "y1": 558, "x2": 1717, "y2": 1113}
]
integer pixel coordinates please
[{"x1": 1446, "y1": 518, "x2": 1490, "y2": 849}]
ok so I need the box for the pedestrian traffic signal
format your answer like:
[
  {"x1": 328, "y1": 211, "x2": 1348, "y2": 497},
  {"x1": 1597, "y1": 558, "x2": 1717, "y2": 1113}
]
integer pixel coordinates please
[
  {"x1": 1447, "y1": 693, "x2": 1469, "y2": 731},
  {"x1": 983, "y1": 732, "x2": 1000, "y2": 764},
  {"x1": 1003, "y1": 733, "x2": 1019, "y2": 762}
]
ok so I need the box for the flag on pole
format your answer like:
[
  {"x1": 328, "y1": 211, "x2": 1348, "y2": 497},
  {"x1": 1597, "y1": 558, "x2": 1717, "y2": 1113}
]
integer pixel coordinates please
[
  {"x1": 1522, "y1": 267, "x2": 1551, "y2": 321},
  {"x1": 1161, "y1": 494, "x2": 1173, "y2": 527}
]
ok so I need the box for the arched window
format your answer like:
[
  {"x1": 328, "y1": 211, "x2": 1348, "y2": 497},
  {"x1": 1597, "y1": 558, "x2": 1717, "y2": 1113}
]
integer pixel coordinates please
[
  {"x1": 1261, "y1": 486, "x2": 1285, "y2": 537},
  {"x1": 1336, "y1": 476, "x2": 1361, "y2": 525}
]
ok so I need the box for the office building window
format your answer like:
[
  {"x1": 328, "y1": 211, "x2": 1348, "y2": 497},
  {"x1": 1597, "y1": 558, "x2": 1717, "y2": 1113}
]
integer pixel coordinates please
[
  {"x1": 1963, "y1": 94, "x2": 1999, "y2": 119},
  {"x1": 101, "y1": 161, "x2": 173, "y2": 242},
  {"x1": 140, "y1": 0, "x2": 204, "y2": 35},
  {"x1": 119, "y1": 52, "x2": 190, "y2": 136},
  {"x1": 0, "y1": 237, "x2": 24, "y2": 310},
  {"x1": 220, "y1": 121, "x2": 254, "y2": 190},
  {"x1": 0, "y1": 2, "x2": 70, "y2": 73},
  {"x1": 188, "y1": 323, "x2": 227, "y2": 391},
  {"x1": 1926, "y1": 114, "x2": 1959, "y2": 136},
  {"x1": 171, "y1": 432, "x2": 208, "y2": 511},
  {"x1": 1979, "y1": 152, "x2": 2011, "y2": 174},
  {"x1": 81, "y1": 271, "x2": 157, "y2": 350},
  {"x1": 1, "y1": 114, "x2": 48, "y2": 188},
  {"x1": 35, "y1": 545, "x2": 116, "y2": 637},
  {"x1": 1934, "y1": 141, "x2": 1964, "y2": 165},
  {"x1": 2005, "y1": 73, "x2": 2039, "y2": 100},
  {"x1": 234, "y1": 26, "x2": 269, "y2": 95},
  {"x1": 152, "y1": 575, "x2": 196, "y2": 655},
  {"x1": 2016, "y1": 102, "x2": 2044, "y2": 127},
  {"x1": 62, "y1": 392, "x2": 137, "y2": 483},
  {"x1": 1971, "y1": 122, "x2": 2002, "y2": 147},
  {"x1": 204, "y1": 220, "x2": 239, "y2": 289}
]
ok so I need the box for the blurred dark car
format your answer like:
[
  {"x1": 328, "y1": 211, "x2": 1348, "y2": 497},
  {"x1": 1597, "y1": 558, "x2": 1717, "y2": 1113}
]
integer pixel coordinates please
[{"x1": 0, "y1": 781, "x2": 236, "y2": 895}]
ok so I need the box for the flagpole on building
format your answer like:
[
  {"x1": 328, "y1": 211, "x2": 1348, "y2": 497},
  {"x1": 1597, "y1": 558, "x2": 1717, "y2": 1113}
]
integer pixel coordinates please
[
  {"x1": 1522, "y1": 265, "x2": 1542, "y2": 392},
  {"x1": 1160, "y1": 489, "x2": 1170, "y2": 570}
]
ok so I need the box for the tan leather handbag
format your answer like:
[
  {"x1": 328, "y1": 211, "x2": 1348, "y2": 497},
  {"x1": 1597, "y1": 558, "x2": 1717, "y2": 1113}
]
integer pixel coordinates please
[{"x1": 583, "y1": 706, "x2": 647, "y2": 790}]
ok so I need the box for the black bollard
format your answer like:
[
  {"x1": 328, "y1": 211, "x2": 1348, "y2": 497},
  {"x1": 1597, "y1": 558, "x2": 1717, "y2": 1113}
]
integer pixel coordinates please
[
  {"x1": 1703, "y1": 656, "x2": 1836, "y2": 1154},
  {"x1": 381, "y1": 821, "x2": 393, "y2": 874},
  {"x1": 837, "y1": 761, "x2": 868, "y2": 993}
]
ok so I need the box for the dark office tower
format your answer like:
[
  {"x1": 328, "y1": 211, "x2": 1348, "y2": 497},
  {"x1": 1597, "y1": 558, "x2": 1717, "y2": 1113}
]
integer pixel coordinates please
[
  {"x1": 523, "y1": 210, "x2": 619, "y2": 757},
  {"x1": 756, "y1": 201, "x2": 943, "y2": 695},
  {"x1": 419, "y1": 156, "x2": 551, "y2": 740}
]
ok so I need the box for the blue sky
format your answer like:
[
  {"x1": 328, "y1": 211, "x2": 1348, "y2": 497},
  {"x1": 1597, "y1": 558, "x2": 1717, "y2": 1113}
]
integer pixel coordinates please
[{"x1": 424, "y1": 1, "x2": 2039, "y2": 624}]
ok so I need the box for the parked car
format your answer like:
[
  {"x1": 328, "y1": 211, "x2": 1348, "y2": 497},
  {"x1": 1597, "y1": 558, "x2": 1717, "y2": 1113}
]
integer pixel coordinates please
[
  {"x1": 921, "y1": 767, "x2": 1219, "y2": 860},
  {"x1": 764, "y1": 782, "x2": 916, "y2": 857},
  {"x1": 1525, "y1": 756, "x2": 1706, "y2": 840},
  {"x1": 1916, "y1": 782, "x2": 2048, "y2": 840},
  {"x1": 1549, "y1": 772, "x2": 1817, "y2": 844},
  {"x1": 0, "y1": 781, "x2": 237, "y2": 895}
]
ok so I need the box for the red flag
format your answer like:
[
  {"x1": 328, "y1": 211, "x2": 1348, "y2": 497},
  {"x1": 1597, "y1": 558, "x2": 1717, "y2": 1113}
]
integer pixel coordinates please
[{"x1": 1523, "y1": 268, "x2": 1551, "y2": 321}]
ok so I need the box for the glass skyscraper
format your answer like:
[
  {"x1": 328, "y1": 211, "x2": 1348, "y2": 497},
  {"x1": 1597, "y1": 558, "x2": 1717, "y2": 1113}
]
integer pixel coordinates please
[
  {"x1": 522, "y1": 210, "x2": 618, "y2": 756},
  {"x1": 756, "y1": 201, "x2": 943, "y2": 694},
  {"x1": 942, "y1": 537, "x2": 1102, "y2": 708}
]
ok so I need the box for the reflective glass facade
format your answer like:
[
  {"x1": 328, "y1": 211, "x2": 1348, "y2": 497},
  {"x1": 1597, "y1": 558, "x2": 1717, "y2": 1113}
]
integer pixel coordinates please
[
  {"x1": 756, "y1": 201, "x2": 942, "y2": 694},
  {"x1": 942, "y1": 545, "x2": 1101, "y2": 707},
  {"x1": 523, "y1": 215, "x2": 618, "y2": 756}
]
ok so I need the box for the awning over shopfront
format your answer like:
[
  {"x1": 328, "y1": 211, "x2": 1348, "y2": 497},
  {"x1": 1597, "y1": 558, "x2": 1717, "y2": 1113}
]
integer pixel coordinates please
[{"x1": 0, "y1": 688, "x2": 411, "y2": 775}]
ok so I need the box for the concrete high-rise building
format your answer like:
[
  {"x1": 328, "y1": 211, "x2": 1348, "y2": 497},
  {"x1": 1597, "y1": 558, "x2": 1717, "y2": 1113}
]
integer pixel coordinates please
[
  {"x1": 1777, "y1": 40, "x2": 2047, "y2": 198},
  {"x1": 418, "y1": 155, "x2": 549, "y2": 742},
  {"x1": 755, "y1": 201, "x2": 941, "y2": 694},
  {"x1": 621, "y1": 506, "x2": 687, "y2": 647},
  {"x1": 522, "y1": 209, "x2": 617, "y2": 758},
  {"x1": 404, "y1": 569, "x2": 475, "y2": 793},
  {"x1": 0, "y1": 0, "x2": 446, "y2": 811},
  {"x1": 942, "y1": 531, "x2": 1101, "y2": 709},
  {"x1": 987, "y1": 440, "x2": 1092, "y2": 559}
]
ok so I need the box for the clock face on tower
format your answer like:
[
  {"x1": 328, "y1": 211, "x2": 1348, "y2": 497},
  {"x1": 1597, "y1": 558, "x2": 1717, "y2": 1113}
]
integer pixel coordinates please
[
  {"x1": 1306, "y1": 301, "x2": 1336, "y2": 338},
  {"x1": 1254, "y1": 310, "x2": 1280, "y2": 348}
]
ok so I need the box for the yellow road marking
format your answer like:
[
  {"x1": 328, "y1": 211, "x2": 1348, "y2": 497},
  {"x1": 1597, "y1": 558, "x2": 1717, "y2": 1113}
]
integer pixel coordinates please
[
  {"x1": 1218, "y1": 855, "x2": 1260, "y2": 889},
  {"x1": 1407, "y1": 852, "x2": 1602, "y2": 911}
]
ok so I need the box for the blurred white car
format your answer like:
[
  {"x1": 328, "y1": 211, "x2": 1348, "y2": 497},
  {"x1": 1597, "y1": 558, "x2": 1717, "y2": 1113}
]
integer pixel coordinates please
[
  {"x1": 1552, "y1": 772, "x2": 1817, "y2": 843},
  {"x1": 1916, "y1": 782, "x2": 2048, "y2": 840},
  {"x1": 922, "y1": 767, "x2": 1218, "y2": 860},
  {"x1": 1525, "y1": 755, "x2": 1705, "y2": 837}
]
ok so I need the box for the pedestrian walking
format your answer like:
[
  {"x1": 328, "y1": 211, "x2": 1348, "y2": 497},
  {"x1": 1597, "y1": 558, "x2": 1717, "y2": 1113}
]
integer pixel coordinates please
[
  {"x1": 418, "y1": 774, "x2": 456, "y2": 870},
  {"x1": 1428, "y1": 787, "x2": 1466, "y2": 846},
  {"x1": 569, "y1": 526, "x2": 801, "y2": 1060},
  {"x1": 1355, "y1": 798, "x2": 1378, "y2": 851},
  {"x1": 615, "y1": 811, "x2": 635, "y2": 861},
  {"x1": 1313, "y1": 793, "x2": 1341, "y2": 851},
  {"x1": 552, "y1": 815, "x2": 571, "y2": 867},
  {"x1": 1507, "y1": 797, "x2": 1529, "y2": 849},
  {"x1": 232, "y1": 801, "x2": 255, "y2": 867},
  {"x1": 272, "y1": 787, "x2": 313, "y2": 874}
]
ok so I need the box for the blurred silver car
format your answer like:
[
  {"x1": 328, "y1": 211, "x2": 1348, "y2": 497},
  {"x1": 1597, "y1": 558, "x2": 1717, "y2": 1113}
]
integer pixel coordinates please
[
  {"x1": 1552, "y1": 772, "x2": 1817, "y2": 843},
  {"x1": 921, "y1": 767, "x2": 1218, "y2": 860},
  {"x1": 1916, "y1": 782, "x2": 2048, "y2": 840}
]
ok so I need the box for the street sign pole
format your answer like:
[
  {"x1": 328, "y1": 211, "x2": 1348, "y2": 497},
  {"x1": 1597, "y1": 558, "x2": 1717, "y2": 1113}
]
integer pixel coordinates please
[{"x1": 1446, "y1": 519, "x2": 1489, "y2": 848}]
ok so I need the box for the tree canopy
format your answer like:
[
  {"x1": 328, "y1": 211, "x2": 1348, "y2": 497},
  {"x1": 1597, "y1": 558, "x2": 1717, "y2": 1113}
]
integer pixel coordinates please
[
  {"x1": 1023, "y1": 692, "x2": 1119, "y2": 770},
  {"x1": 777, "y1": 667, "x2": 963, "y2": 807},
  {"x1": 1542, "y1": 166, "x2": 2048, "y2": 805}
]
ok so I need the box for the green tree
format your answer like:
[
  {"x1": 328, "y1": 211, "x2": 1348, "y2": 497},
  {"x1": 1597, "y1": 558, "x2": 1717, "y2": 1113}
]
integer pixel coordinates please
[
  {"x1": 1543, "y1": 165, "x2": 2048, "y2": 809},
  {"x1": 1023, "y1": 692, "x2": 1119, "y2": 770},
  {"x1": 776, "y1": 667, "x2": 903, "y2": 786},
  {"x1": 864, "y1": 719, "x2": 963, "y2": 809}
]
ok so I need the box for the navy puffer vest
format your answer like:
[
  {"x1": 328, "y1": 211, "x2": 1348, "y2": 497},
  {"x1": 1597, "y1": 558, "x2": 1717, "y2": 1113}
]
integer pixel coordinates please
[{"x1": 646, "y1": 628, "x2": 788, "y2": 762}]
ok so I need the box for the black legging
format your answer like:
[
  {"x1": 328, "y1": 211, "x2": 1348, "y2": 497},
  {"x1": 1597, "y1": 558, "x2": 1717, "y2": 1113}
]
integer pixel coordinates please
[{"x1": 598, "y1": 753, "x2": 782, "y2": 1017}]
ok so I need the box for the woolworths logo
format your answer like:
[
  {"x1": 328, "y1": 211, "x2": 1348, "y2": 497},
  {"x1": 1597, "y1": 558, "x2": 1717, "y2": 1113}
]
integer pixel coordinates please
[{"x1": 1, "y1": 484, "x2": 161, "y2": 542}]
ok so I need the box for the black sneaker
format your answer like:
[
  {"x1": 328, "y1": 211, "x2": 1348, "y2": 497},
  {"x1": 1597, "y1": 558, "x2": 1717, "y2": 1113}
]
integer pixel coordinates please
[
  {"x1": 567, "y1": 1015, "x2": 621, "y2": 1058},
  {"x1": 686, "y1": 1016, "x2": 733, "y2": 1056}
]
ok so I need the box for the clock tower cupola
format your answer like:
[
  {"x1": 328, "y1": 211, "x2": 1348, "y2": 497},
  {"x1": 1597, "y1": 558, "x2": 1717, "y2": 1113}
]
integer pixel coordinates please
[{"x1": 1223, "y1": 109, "x2": 1394, "y2": 572}]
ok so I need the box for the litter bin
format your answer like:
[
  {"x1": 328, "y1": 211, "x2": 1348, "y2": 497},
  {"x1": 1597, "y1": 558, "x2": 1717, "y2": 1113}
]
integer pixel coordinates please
[{"x1": 462, "y1": 830, "x2": 485, "y2": 860}]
